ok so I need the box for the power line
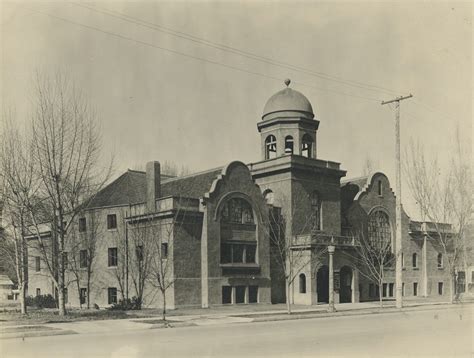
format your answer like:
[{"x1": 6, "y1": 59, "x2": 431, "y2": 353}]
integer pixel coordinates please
[
  {"x1": 69, "y1": 1, "x2": 401, "y2": 97},
  {"x1": 34, "y1": 9, "x2": 383, "y2": 103}
]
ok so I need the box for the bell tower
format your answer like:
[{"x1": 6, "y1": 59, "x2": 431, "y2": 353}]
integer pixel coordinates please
[{"x1": 257, "y1": 79, "x2": 320, "y2": 161}]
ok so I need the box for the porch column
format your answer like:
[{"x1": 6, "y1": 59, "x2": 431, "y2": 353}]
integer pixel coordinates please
[
  {"x1": 328, "y1": 245, "x2": 336, "y2": 312},
  {"x1": 422, "y1": 235, "x2": 428, "y2": 297}
]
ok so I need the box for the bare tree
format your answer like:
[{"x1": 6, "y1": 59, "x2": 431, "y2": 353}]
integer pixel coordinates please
[
  {"x1": 67, "y1": 209, "x2": 102, "y2": 309},
  {"x1": 0, "y1": 116, "x2": 40, "y2": 314},
  {"x1": 343, "y1": 228, "x2": 394, "y2": 308},
  {"x1": 265, "y1": 192, "x2": 328, "y2": 314},
  {"x1": 126, "y1": 216, "x2": 155, "y2": 308},
  {"x1": 404, "y1": 138, "x2": 467, "y2": 302},
  {"x1": 448, "y1": 129, "x2": 473, "y2": 293},
  {"x1": 28, "y1": 71, "x2": 112, "y2": 315},
  {"x1": 362, "y1": 155, "x2": 379, "y2": 177}
]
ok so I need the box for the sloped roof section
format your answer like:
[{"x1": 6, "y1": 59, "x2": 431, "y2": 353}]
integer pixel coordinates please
[
  {"x1": 0, "y1": 274, "x2": 13, "y2": 286},
  {"x1": 341, "y1": 175, "x2": 370, "y2": 189},
  {"x1": 87, "y1": 170, "x2": 147, "y2": 208},
  {"x1": 161, "y1": 167, "x2": 223, "y2": 199}
]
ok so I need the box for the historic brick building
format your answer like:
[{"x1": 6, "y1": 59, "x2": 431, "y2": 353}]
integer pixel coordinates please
[{"x1": 27, "y1": 81, "x2": 453, "y2": 309}]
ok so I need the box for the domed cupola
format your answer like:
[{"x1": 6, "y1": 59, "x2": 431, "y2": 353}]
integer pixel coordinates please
[
  {"x1": 262, "y1": 79, "x2": 314, "y2": 121},
  {"x1": 257, "y1": 79, "x2": 320, "y2": 161}
]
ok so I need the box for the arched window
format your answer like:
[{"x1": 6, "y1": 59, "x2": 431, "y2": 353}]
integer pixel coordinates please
[
  {"x1": 367, "y1": 211, "x2": 391, "y2": 250},
  {"x1": 299, "y1": 273, "x2": 306, "y2": 293},
  {"x1": 437, "y1": 253, "x2": 443, "y2": 268},
  {"x1": 412, "y1": 253, "x2": 418, "y2": 268},
  {"x1": 265, "y1": 135, "x2": 277, "y2": 159},
  {"x1": 301, "y1": 134, "x2": 313, "y2": 158},
  {"x1": 284, "y1": 136, "x2": 294, "y2": 154},
  {"x1": 311, "y1": 191, "x2": 321, "y2": 231},
  {"x1": 220, "y1": 198, "x2": 257, "y2": 265},
  {"x1": 263, "y1": 189, "x2": 274, "y2": 205}
]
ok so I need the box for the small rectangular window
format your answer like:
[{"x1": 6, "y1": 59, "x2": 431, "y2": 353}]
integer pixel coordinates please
[
  {"x1": 438, "y1": 282, "x2": 443, "y2": 295},
  {"x1": 108, "y1": 248, "x2": 118, "y2": 267},
  {"x1": 378, "y1": 180, "x2": 383, "y2": 196},
  {"x1": 222, "y1": 286, "x2": 232, "y2": 304},
  {"x1": 35, "y1": 257, "x2": 41, "y2": 272},
  {"x1": 235, "y1": 286, "x2": 246, "y2": 304},
  {"x1": 64, "y1": 288, "x2": 68, "y2": 304},
  {"x1": 402, "y1": 283, "x2": 405, "y2": 296},
  {"x1": 108, "y1": 287, "x2": 117, "y2": 304},
  {"x1": 413, "y1": 282, "x2": 418, "y2": 296},
  {"x1": 80, "y1": 288, "x2": 87, "y2": 304},
  {"x1": 375, "y1": 284, "x2": 380, "y2": 298},
  {"x1": 107, "y1": 214, "x2": 117, "y2": 230},
  {"x1": 63, "y1": 252, "x2": 68, "y2": 269},
  {"x1": 80, "y1": 250, "x2": 88, "y2": 268},
  {"x1": 136, "y1": 245, "x2": 143, "y2": 261},
  {"x1": 79, "y1": 218, "x2": 87, "y2": 232},
  {"x1": 161, "y1": 243, "x2": 168, "y2": 259},
  {"x1": 389, "y1": 283, "x2": 394, "y2": 297},
  {"x1": 382, "y1": 283, "x2": 388, "y2": 297},
  {"x1": 36, "y1": 288, "x2": 41, "y2": 296},
  {"x1": 249, "y1": 286, "x2": 258, "y2": 303}
]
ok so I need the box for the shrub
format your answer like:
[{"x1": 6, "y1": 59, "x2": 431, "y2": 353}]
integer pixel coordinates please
[
  {"x1": 109, "y1": 296, "x2": 142, "y2": 310},
  {"x1": 25, "y1": 294, "x2": 57, "y2": 309}
]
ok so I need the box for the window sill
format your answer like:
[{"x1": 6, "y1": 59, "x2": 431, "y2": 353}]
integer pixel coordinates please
[
  {"x1": 220, "y1": 263, "x2": 260, "y2": 274},
  {"x1": 438, "y1": 267, "x2": 444, "y2": 270},
  {"x1": 412, "y1": 267, "x2": 419, "y2": 270}
]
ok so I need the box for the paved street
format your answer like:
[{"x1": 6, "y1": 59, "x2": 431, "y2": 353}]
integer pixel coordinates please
[{"x1": 2, "y1": 305, "x2": 472, "y2": 357}]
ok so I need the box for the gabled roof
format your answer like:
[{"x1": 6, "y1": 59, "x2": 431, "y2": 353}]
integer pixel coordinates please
[
  {"x1": 86, "y1": 167, "x2": 223, "y2": 209},
  {"x1": 341, "y1": 175, "x2": 370, "y2": 189},
  {"x1": 87, "y1": 170, "x2": 147, "y2": 208},
  {"x1": 0, "y1": 274, "x2": 13, "y2": 286},
  {"x1": 161, "y1": 167, "x2": 223, "y2": 199}
]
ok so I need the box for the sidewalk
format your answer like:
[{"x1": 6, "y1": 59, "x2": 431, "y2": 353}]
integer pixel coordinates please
[{"x1": 1, "y1": 299, "x2": 470, "y2": 340}]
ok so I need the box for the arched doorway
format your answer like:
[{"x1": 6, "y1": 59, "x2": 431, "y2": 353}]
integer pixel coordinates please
[
  {"x1": 340, "y1": 266, "x2": 353, "y2": 303},
  {"x1": 316, "y1": 265, "x2": 329, "y2": 303}
]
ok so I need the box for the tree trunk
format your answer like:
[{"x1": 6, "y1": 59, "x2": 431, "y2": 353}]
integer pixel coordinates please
[
  {"x1": 87, "y1": 275, "x2": 91, "y2": 309},
  {"x1": 379, "y1": 281, "x2": 383, "y2": 308},
  {"x1": 20, "y1": 280, "x2": 27, "y2": 315},
  {"x1": 162, "y1": 289, "x2": 167, "y2": 321},
  {"x1": 449, "y1": 271, "x2": 456, "y2": 303},
  {"x1": 285, "y1": 278, "x2": 292, "y2": 315},
  {"x1": 76, "y1": 279, "x2": 82, "y2": 309}
]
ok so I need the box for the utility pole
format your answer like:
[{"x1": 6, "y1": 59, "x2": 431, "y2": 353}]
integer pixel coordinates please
[{"x1": 381, "y1": 94, "x2": 413, "y2": 309}]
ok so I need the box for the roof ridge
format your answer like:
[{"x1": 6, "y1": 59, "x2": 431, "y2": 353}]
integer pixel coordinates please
[{"x1": 161, "y1": 166, "x2": 224, "y2": 183}]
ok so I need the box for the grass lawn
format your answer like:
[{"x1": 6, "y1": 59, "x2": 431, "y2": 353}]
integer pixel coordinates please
[{"x1": 0, "y1": 307, "x2": 146, "y2": 326}]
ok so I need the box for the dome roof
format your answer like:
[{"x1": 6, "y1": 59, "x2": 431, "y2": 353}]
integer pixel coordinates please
[{"x1": 262, "y1": 80, "x2": 314, "y2": 119}]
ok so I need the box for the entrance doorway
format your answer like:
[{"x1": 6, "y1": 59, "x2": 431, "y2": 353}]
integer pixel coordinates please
[
  {"x1": 339, "y1": 266, "x2": 353, "y2": 303},
  {"x1": 316, "y1": 265, "x2": 329, "y2": 303}
]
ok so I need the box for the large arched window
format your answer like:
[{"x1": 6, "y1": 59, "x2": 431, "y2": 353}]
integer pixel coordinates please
[
  {"x1": 265, "y1": 135, "x2": 277, "y2": 159},
  {"x1": 311, "y1": 191, "x2": 321, "y2": 231},
  {"x1": 367, "y1": 210, "x2": 391, "y2": 250},
  {"x1": 437, "y1": 253, "x2": 443, "y2": 268},
  {"x1": 299, "y1": 273, "x2": 306, "y2": 293},
  {"x1": 284, "y1": 136, "x2": 294, "y2": 154},
  {"x1": 220, "y1": 198, "x2": 257, "y2": 265},
  {"x1": 301, "y1": 134, "x2": 313, "y2": 158}
]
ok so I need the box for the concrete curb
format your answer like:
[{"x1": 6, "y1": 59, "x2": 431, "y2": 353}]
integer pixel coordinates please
[
  {"x1": 240, "y1": 302, "x2": 471, "y2": 324},
  {"x1": 0, "y1": 329, "x2": 77, "y2": 340}
]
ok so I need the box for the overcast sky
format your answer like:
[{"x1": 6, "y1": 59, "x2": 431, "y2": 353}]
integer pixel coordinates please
[{"x1": 1, "y1": 0, "x2": 472, "y2": 218}]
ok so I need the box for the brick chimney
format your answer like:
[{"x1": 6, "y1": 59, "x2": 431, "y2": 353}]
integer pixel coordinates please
[{"x1": 146, "y1": 161, "x2": 161, "y2": 212}]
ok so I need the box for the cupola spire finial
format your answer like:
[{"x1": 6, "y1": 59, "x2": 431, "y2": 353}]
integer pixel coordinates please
[{"x1": 284, "y1": 78, "x2": 291, "y2": 87}]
